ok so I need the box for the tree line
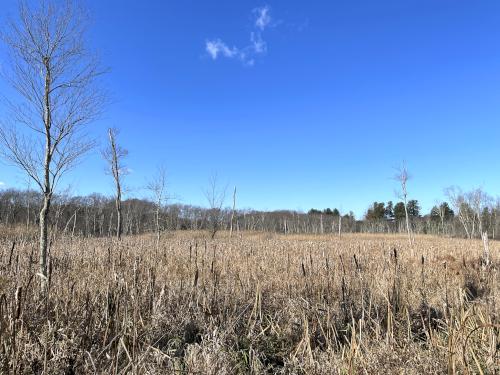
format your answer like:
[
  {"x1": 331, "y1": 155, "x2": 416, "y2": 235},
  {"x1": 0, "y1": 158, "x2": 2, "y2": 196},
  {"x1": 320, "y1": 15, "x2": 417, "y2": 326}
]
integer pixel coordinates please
[{"x1": 1, "y1": 186, "x2": 498, "y2": 239}]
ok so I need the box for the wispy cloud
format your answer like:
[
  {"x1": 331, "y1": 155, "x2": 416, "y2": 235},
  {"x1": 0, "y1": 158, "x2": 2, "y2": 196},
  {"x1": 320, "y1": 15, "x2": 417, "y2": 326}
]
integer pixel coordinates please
[
  {"x1": 206, "y1": 39, "x2": 238, "y2": 60},
  {"x1": 250, "y1": 32, "x2": 266, "y2": 54},
  {"x1": 205, "y1": 5, "x2": 275, "y2": 66},
  {"x1": 0, "y1": 182, "x2": 5, "y2": 189},
  {"x1": 254, "y1": 6, "x2": 271, "y2": 30}
]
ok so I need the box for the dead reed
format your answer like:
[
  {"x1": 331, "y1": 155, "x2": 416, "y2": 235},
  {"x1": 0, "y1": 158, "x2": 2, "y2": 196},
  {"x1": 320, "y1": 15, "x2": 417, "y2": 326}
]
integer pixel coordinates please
[{"x1": 0, "y1": 231, "x2": 498, "y2": 374}]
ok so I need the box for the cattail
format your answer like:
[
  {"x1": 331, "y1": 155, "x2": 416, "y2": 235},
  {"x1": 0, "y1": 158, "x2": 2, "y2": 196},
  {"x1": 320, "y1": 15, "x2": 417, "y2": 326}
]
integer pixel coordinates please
[{"x1": 8, "y1": 241, "x2": 15, "y2": 269}]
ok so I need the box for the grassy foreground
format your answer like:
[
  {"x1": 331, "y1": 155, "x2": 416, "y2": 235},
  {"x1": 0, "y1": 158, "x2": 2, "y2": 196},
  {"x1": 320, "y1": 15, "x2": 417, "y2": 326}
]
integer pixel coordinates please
[{"x1": 0, "y1": 231, "x2": 498, "y2": 374}]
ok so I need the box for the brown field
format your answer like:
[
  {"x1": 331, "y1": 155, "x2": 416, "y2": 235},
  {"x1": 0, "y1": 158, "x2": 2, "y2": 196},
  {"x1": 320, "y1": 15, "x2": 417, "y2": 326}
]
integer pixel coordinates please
[{"x1": 0, "y1": 231, "x2": 498, "y2": 374}]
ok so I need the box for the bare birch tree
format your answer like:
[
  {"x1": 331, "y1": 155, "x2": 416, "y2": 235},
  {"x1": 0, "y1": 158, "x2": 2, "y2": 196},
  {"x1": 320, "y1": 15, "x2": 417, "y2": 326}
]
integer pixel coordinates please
[
  {"x1": 394, "y1": 162, "x2": 413, "y2": 245},
  {"x1": 468, "y1": 188, "x2": 491, "y2": 238},
  {"x1": 146, "y1": 165, "x2": 168, "y2": 245},
  {"x1": 103, "y1": 128, "x2": 127, "y2": 240},
  {"x1": 229, "y1": 186, "x2": 236, "y2": 238},
  {"x1": 204, "y1": 173, "x2": 227, "y2": 239},
  {"x1": 436, "y1": 201, "x2": 447, "y2": 235},
  {"x1": 445, "y1": 186, "x2": 489, "y2": 239},
  {"x1": 0, "y1": 0, "x2": 105, "y2": 289},
  {"x1": 445, "y1": 187, "x2": 472, "y2": 239}
]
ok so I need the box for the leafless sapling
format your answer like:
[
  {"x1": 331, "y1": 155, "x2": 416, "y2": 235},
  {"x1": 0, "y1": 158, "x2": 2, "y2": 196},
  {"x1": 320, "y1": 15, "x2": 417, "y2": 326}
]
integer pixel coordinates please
[
  {"x1": 204, "y1": 173, "x2": 227, "y2": 239},
  {"x1": 146, "y1": 165, "x2": 168, "y2": 246},
  {"x1": 394, "y1": 162, "x2": 413, "y2": 245},
  {"x1": 229, "y1": 186, "x2": 237, "y2": 238},
  {"x1": 102, "y1": 128, "x2": 127, "y2": 240}
]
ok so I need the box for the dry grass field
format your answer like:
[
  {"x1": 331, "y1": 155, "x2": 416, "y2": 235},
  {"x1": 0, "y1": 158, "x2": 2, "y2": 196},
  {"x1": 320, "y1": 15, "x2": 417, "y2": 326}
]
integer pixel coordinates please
[{"x1": 0, "y1": 231, "x2": 498, "y2": 374}]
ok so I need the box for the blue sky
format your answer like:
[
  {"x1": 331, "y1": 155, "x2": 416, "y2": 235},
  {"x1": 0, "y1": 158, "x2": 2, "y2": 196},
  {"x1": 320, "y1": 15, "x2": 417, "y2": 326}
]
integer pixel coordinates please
[{"x1": 1, "y1": 0, "x2": 500, "y2": 217}]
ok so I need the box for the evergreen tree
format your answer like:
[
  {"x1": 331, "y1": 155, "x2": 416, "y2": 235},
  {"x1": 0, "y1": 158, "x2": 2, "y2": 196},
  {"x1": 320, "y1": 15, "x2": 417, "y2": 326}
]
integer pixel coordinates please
[
  {"x1": 323, "y1": 208, "x2": 334, "y2": 215},
  {"x1": 407, "y1": 200, "x2": 420, "y2": 217},
  {"x1": 308, "y1": 208, "x2": 322, "y2": 215},
  {"x1": 366, "y1": 202, "x2": 385, "y2": 220},
  {"x1": 430, "y1": 202, "x2": 454, "y2": 222},
  {"x1": 385, "y1": 201, "x2": 394, "y2": 220},
  {"x1": 394, "y1": 202, "x2": 406, "y2": 221}
]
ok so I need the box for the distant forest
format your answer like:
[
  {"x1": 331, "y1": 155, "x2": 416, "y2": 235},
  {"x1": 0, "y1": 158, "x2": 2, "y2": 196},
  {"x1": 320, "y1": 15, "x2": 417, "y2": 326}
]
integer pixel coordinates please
[{"x1": 1, "y1": 187, "x2": 498, "y2": 239}]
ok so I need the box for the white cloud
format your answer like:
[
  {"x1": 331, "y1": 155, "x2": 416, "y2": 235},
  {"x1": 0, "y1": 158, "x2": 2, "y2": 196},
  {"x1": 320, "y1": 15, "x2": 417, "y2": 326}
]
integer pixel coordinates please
[
  {"x1": 0, "y1": 182, "x2": 5, "y2": 189},
  {"x1": 250, "y1": 32, "x2": 266, "y2": 54},
  {"x1": 206, "y1": 39, "x2": 238, "y2": 60},
  {"x1": 254, "y1": 6, "x2": 271, "y2": 30},
  {"x1": 205, "y1": 5, "x2": 274, "y2": 66}
]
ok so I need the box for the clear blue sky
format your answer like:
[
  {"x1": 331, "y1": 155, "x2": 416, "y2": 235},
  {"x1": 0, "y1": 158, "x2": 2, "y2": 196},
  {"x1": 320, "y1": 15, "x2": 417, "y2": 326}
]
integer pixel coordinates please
[{"x1": 1, "y1": 0, "x2": 500, "y2": 218}]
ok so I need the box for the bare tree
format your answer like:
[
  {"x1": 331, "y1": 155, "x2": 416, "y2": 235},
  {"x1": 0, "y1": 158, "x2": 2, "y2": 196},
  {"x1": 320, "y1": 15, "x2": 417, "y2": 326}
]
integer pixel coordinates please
[
  {"x1": 146, "y1": 165, "x2": 168, "y2": 245},
  {"x1": 445, "y1": 187, "x2": 472, "y2": 239},
  {"x1": 445, "y1": 186, "x2": 490, "y2": 239},
  {"x1": 468, "y1": 188, "x2": 492, "y2": 266},
  {"x1": 431, "y1": 199, "x2": 451, "y2": 235},
  {"x1": 468, "y1": 188, "x2": 491, "y2": 239},
  {"x1": 338, "y1": 212, "x2": 342, "y2": 238},
  {"x1": 25, "y1": 178, "x2": 31, "y2": 231},
  {"x1": 0, "y1": 0, "x2": 105, "y2": 289},
  {"x1": 229, "y1": 186, "x2": 237, "y2": 238},
  {"x1": 394, "y1": 162, "x2": 413, "y2": 245},
  {"x1": 204, "y1": 173, "x2": 227, "y2": 239},
  {"x1": 436, "y1": 201, "x2": 447, "y2": 235},
  {"x1": 103, "y1": 128, "x2": 127, "y2": 240}
]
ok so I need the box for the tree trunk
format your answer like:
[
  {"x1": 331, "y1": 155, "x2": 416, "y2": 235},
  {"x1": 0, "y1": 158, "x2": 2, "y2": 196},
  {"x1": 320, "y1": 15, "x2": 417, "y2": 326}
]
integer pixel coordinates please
[
  {"x1": 459, "y1": 215, "x2": 471, "y2": 239},
  {"x1": 116, "y1": 197, "x2": 122, "y2": 240},
  {"x1": 156, "y1": 206, "x2": 160, "y2": 246},
  {"x1": 72, "y1": 209, "x2": 78, "y2": 237},
  {"x1": 403, "y1": 198, "x2": 412, "y2": 245},
  {"x1": 39, "y1": 57, "x2": 52, "y2": 291},
  {"x1": 107, "y1": 128, "x2": 123, "y2": 241},
  {"x1": 39, "y1": 195, "x2": 50, "y2": 290},
  {"x1": 26, "y1": 192, "x2": 30, "y2": 232},
  {"x1": 482, "y1": 232, "x2": 490, "y2": 266},
  {"x1": 229, "y1": 187, "x2": 236, "y2": 238}
]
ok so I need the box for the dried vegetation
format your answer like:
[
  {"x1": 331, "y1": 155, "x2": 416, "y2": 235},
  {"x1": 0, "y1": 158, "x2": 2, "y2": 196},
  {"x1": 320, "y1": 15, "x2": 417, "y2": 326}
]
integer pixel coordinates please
[{"x1": 0, "y1": 231, "x2": 498, "y2": 374}]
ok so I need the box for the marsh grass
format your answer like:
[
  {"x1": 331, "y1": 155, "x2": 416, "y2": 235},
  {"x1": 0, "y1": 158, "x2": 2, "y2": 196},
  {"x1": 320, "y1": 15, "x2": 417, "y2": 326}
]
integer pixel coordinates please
[{"x1": 0, "y1": 231, "x2": 498, "y2": 374}]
